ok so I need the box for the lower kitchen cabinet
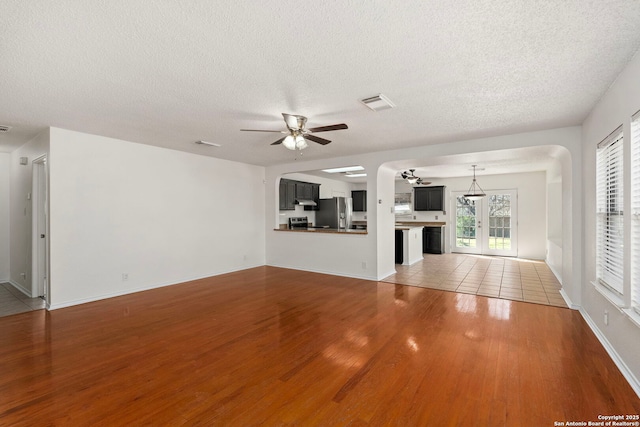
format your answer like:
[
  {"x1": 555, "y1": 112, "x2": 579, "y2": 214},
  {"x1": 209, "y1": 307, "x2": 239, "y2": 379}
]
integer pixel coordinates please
[
  {"x1": 423, "y1": 226, "x2": 444, "y2": 254},
  {"x1": 395, "y1": 230, "x2": 403, "y2": 264}
]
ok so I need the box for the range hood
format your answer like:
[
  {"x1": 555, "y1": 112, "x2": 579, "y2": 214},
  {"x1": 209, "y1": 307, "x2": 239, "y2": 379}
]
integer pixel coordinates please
[{"x1": 295, "y1": 199, "x2": 317, "y2": 206}]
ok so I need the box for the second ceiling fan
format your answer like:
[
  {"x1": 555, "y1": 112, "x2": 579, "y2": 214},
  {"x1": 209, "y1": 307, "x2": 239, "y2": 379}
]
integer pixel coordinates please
[
  {"x1": 401, "y1": 169, "x2": 431, "y2": 185},
  {"x1": 241, "y1": 113, "x2": 348, "y2": 150}
]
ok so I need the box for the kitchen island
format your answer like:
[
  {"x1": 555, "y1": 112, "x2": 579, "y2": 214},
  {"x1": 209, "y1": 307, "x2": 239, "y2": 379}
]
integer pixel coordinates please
[{"x1": 395, "y1": 225, "x2": 423, "y2": 265}]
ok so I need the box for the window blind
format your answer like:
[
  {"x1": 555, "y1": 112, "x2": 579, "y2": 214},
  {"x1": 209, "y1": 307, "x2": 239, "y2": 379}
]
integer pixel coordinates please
[
  {"x1": 632, "y1": 111, "x2": 640, "y2": 311},
  {"x1": 596, "y1": 127, "x2": 624, "y2": 295}
]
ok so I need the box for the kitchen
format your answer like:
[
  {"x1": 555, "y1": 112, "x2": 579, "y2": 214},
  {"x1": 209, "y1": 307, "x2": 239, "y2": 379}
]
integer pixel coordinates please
[
  {"x1": 275, "y1": 169, "x2": 368, "y2": 234},
  {"x1": 275, "y1": 168, "x2": 448, "y2": 267}
]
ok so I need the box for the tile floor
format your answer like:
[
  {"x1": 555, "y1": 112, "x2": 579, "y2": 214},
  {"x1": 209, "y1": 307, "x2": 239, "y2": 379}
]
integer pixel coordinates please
[
  {"x1": 0, "y1": 282, "x2": 46, "y2": 317},
  {"x1": 382, "y1": 253, "x2": 568, "y2": 308}
]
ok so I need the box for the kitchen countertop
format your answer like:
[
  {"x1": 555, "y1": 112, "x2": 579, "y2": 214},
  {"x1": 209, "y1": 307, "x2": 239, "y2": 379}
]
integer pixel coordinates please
[{"x1": 274, "y1": 227, "x2": 367, "y2": 235}]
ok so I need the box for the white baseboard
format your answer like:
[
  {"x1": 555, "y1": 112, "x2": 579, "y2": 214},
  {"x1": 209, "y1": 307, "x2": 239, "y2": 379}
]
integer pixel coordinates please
[
  {"x1": 559, "y1": 288, "x2": 580, "y2": 310},
  {"x1": 8, "y1": 280, "x2": 32, "y2": 298},
  {"x1": 579, "y1": 308, "x2": 640, "y2": 399},
  {"x1": 48, "y1": 264, "x2": 264, "y2": 310},
  {"x1": 378, "y1": 269, "x2": 398, "y2": 281},
  {"x1": 545, "y1": 259, "x2": 563, "y2": 285}
]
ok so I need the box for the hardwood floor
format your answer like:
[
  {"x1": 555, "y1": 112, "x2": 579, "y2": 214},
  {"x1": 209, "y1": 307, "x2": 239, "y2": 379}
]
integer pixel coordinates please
[{"x1": 0, "y1": 266, "x2": 638, "y2": 426}]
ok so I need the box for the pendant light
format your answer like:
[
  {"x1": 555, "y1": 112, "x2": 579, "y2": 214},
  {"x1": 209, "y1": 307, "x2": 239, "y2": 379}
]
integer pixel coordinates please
[{"x1": 464, "y1": 165, "x2": 486, "y2": 201}]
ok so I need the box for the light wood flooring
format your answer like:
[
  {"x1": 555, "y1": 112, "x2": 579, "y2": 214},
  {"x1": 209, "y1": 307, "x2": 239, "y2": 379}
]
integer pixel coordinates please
[
  {"x1": 0, "y1": 266, "x2": 637, "y2": 425},
  {"x1": 383, "y1": 253, "x2": 568, "y2": 307}
]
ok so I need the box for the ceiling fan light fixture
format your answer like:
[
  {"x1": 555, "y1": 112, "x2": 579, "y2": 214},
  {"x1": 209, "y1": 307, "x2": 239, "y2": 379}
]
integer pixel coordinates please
[
  {"x1": 295, "y1": 135, "x2": 307, "y2": 150},
  {"x1": 282, "y1": 135, "x2": 296, "y2": 150},
  {"x1": 406, "y1": 176, "x2": 418, "y2": 184}
]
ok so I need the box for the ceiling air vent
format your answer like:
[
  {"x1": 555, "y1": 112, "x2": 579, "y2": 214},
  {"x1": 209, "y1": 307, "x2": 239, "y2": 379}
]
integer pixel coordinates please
[
  {"x1": 0, "y1": 125, "x2": 12, "y2": 132},
  {"x1": 360, "y1": 94, "x2": 395, "y2": 112}
]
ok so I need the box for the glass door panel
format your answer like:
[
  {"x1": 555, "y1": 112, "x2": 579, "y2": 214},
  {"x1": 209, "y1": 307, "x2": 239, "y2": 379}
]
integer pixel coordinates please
[
  {"x1": 484, "y1": 191, "x2": 517, "y2": 256},
  {"x1": 452, "y1": 190, "x2": 517, "y2": 257},
  {"x1": 454, "y1": 195, "x2": 482, "y2": 254}
]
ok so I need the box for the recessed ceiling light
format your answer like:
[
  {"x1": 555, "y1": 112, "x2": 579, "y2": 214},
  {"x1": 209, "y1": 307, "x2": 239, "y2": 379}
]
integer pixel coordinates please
[
  {"x1": 322, "y1": 166, "x2": 364, "y2": 173},
  {"x1": 195, "y1": 140, "x2": 221, "y2": 147},
  {"x1": 345, "y1": 173, "x2": 367, "y2": 178},
  {"x1": 360, "y1": 94, "x2": 395, "y2": 112}
]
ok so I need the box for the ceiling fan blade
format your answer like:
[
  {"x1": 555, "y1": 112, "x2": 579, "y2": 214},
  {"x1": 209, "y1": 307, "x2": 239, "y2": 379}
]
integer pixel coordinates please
[
  {"x1": 307, "y1": 123, "x2": 348, "y2": 133},
  {"x1": 305, "y1": 134, "x2": 331, "y2": 145},
  {"x1": 270, "y1": 137, "x2": 286, "y2": 145},
  {"x1": 240, "y1": 129, "x2": 287, "y2": 133},
  {"x1": 282, "y1": 113, "x2": 306, "y2": 130}
]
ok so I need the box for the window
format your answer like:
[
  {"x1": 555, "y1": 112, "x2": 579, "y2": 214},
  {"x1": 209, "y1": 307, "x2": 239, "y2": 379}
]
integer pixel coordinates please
[
  {"x1": 632, "y1": 111, "x2": 640, "y2": 312},
  {"x1": 596, "y1": 127, "x2": 624, "y2": 295},
  {"x1": 394, "y1": 193, "x2": 412, "y2": 216}
]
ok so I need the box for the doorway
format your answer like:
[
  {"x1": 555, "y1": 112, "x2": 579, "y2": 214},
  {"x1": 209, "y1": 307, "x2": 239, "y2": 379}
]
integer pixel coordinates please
[
  {"x1": 32, "y1": 155, "x2": 49, "y2": 304},
  {"x1": 452, "y1": 190, "x2": 518, "y2": 257}
]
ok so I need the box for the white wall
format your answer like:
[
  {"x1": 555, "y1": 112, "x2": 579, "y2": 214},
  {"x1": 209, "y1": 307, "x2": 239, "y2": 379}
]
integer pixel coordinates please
[
  {"x1": 0, "y1": 153, "x2": 10, "y2": 281},
  {"x1": 9, "y1": 130, "x2": 50, "y2": 295},
  {"x1": 581, "y1": 50, "x2": 640, "y2": 393},
  {"x1": 395, "y1": 171, "x2": 548, "y2": 260},
  {"x1": 48, "y1": 128, "x2": 266, "y2": 309}
]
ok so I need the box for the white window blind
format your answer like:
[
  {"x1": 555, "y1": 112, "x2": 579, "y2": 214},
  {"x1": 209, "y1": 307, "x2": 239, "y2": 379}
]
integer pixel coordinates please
[
  {"x1": 632, "y1": 111, "x2": 640, "y2": 311},
  {"x1": 596, "y1": 127, "x2": 624, "y2": 295}
]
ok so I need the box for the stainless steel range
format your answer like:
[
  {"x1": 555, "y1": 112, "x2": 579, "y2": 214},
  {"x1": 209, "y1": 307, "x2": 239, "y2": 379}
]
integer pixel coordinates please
[{"x1": 288, "y1": 217, "x2": 308, "y2": 229}]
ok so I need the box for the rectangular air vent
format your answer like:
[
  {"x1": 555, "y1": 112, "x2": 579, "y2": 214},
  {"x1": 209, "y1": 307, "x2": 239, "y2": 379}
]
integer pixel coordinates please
[
  {"x1": 360, "y1": 94, "x2": 395, "y2": 112},
  {"x1": 0, "y1": 125, "x2": 12, "y2": 132}
]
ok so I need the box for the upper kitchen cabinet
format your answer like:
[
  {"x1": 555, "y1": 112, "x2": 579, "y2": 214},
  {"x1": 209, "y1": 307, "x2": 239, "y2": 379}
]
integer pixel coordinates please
[
  {"x1": 295, "y1": 181, "x2": 313, "y2": 200},
  {"x1": 279, "y1": 178, "x2": 321, "y2": 211},
  {"x1": 414, "y1": 186, "x2": 446, "y2": 211},
  {"x1": 352, "y1": 190, "x2": 367, "y2": 212},
  {"x1": 279, "y1": 179, "x2": 297, "y2": 210}
]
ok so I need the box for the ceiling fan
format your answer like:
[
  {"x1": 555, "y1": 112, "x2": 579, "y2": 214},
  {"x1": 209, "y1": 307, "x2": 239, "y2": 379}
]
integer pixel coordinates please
[
  {"x1": 401, "y1": 169, "x2": 431, "y2": 185},
  {"x1": 241, "y1": 113, "x2": 348, "y2": 150}
]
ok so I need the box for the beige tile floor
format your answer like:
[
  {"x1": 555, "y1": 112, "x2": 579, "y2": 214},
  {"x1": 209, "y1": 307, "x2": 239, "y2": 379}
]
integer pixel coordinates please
[
  {"x1": 383, "y1": 253, "x2": 568, "y2": 308},
  {"x1": 0, "y1": 282, "x2": 46, "y2": 317}
]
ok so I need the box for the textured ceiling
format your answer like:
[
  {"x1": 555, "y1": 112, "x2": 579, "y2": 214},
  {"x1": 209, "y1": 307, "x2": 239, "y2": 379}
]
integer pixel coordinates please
[{"x1": 1, "y1": 1, "x2": 640, "y2": 166}]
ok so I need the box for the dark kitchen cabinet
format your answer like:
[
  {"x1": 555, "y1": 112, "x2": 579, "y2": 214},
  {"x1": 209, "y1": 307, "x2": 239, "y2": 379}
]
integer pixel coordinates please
[
  {"x1": 423, "y1": 226, "x2": 444, "y2": 254},
  {"x1": 352, "y1": 190, "x2": 367, "y2": 212},
  {"x1": 295, "y1": 181, "x2": 313, "y2": 200},
  {"x1": 279, "y1": 179, "x2": 297, "y2": 210},
  {"x1": 395, "y1": 230, "x2": 404, "y2": 264},
  {"x1": 304, "y1": 183, "x2": 320, "y2": 211},
  {"x1": 414, "y1": 186, "x2": 445, "y2": 211},
  {"x1": 279, "y1": 179, "x2": 320, "y2": 211}
]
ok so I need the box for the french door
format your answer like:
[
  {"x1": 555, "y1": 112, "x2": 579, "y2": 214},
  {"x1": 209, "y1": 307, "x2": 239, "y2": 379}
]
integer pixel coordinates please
[{"x1": 452, "y1": 190, "x2": 518, "y2": 257}]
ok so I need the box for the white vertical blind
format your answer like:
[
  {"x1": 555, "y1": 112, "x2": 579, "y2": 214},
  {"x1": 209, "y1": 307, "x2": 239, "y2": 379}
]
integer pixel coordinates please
[
  {"x1": 632, "y1": 111, "x2": 640, "y2": 311},
  {"x1": 596, "y1": 127, "x2": 624, "y2": 294}
]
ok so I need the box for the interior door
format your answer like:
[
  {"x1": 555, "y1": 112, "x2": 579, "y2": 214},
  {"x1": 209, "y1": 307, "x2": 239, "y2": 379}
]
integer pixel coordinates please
[{"x1": 452, "y1": 190, "x2": 518, "y2": 257}]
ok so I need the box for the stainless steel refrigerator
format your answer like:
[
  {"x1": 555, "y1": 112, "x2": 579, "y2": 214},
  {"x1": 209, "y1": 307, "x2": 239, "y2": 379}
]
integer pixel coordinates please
[{"x1": 316, "y1": 197, "x2": 353, "y2": 229}]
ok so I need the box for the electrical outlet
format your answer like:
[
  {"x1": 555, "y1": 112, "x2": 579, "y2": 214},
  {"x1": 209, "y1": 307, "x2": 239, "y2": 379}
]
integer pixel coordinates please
[
  {"x1": 604, "y1": 310, "x2": 609, "y2": 325},
  {"x1": 361, "y1": 261, "x2": 367, "y2": 269},
  {"x1": 435, "y1": 215, "x2": 438, "y2": 220},
  {"x1": 122, "y1": 273, "x2": 129, "y2": 281}
]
